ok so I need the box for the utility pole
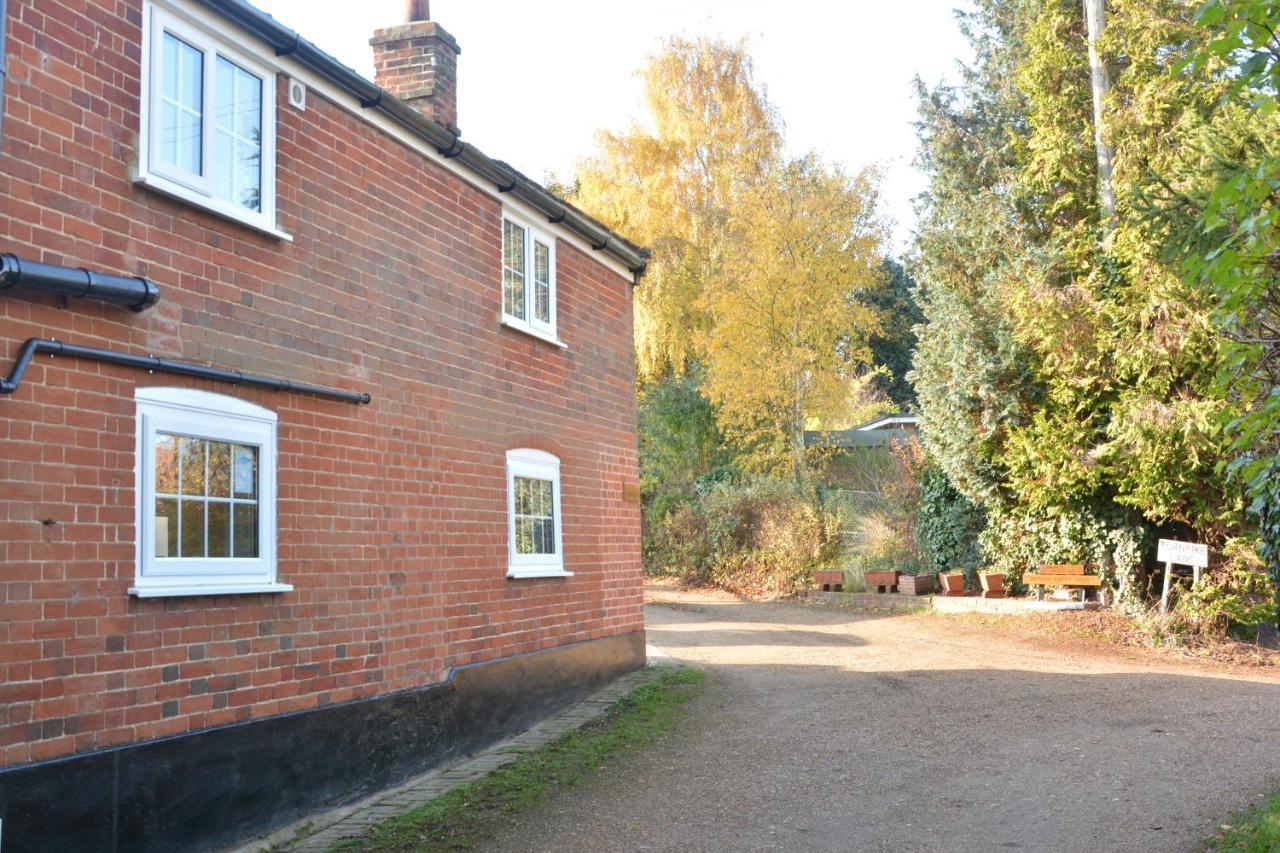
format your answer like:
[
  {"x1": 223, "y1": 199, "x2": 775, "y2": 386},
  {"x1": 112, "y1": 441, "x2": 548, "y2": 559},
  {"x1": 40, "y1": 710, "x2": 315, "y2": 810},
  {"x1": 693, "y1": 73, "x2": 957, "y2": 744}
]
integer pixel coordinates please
[{"x1": 1083, "y1": 0, "x2": 1115, "y2": 222}]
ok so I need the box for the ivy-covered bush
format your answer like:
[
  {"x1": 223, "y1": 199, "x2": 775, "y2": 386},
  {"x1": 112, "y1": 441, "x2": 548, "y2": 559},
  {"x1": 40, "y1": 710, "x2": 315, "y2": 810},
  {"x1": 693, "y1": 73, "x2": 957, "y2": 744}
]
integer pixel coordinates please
[
  {"x1": 978, "y1": 505, "x2": 1149, "y2": 606},
  {"x1": 646, "y1": 477, "x2": 843, "y2": 597},
  {"x1": 1177, "y1": 537, "x2": 1276, "y2": 635},
  {"x1": 916, "y1": 465, "x2": 986, "y2": 583}
]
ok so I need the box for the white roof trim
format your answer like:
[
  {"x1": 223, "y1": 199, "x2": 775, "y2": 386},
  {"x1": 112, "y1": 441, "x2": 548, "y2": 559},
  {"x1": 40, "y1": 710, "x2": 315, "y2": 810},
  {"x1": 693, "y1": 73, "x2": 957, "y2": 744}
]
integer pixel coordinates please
[
  {"x1": 855, "y1": 415, "x2": 918, "y2": 431},
  {"x1": 154, "y1": 0, "x2": 637, "y2": 284}
]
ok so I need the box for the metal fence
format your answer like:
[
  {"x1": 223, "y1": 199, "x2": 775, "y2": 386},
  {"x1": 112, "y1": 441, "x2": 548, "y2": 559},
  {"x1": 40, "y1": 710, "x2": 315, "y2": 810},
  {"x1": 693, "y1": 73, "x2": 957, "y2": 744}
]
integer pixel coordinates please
[{"x1": 821, "y1": 488, "x2": 885, "y2": 549}]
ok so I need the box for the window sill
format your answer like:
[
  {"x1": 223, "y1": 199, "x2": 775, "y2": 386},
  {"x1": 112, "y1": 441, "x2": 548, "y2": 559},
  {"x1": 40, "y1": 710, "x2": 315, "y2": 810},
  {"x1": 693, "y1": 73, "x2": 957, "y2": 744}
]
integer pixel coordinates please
[
  {"x1": 128, "y1": 582, "x2": 294, "y2": 598},
  {"x1": 500, "y1": 316, "x2": 567, "y2": 349},
  {"x1": 133, "y1": 172, "x2": 293, "y2": 242},
  {"x1": 506, "y1": 568, "x2": 574, "y2": 580}
]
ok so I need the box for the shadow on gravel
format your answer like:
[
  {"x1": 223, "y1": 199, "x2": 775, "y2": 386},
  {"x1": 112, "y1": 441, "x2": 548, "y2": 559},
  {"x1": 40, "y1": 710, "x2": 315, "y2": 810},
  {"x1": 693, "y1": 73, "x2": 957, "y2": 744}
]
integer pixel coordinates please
[
  {"x1": 570, "y1": 597, "x2": 1280, "y2": 853},
  {"x1": 483, "y1": 657, "x2": 1280, "y2": 853}
]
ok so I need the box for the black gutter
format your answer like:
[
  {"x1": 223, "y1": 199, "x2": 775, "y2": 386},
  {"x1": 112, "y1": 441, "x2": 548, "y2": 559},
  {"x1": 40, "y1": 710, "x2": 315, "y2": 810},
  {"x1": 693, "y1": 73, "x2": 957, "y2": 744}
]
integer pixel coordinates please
[
  {"x1": 1, "y1": 254, "x2": 160, "y2": 311},
  {"x1": 195, "y1": 0, "x2": 650, "y2": 277},
  {"x1": 1, "y1": 339, "x2": 371, "y2": 404},
  {"x1": 1, "y1": 0, "x2": 8, "y2": 148}
]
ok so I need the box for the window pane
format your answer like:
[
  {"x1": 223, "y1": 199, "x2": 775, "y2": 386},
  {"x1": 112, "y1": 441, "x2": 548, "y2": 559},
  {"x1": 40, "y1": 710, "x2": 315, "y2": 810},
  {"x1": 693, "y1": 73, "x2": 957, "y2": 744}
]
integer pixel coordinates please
[
  {"x1": 180, "y1": 499, "x2": 206, "y2": 558},
  {"x1": 162, "y1": 33, "x2": 179, "y2": 101},
  {"x1": 541, "y1": 519, "x2": 556, "y2": 555},
  {"x1": 516, "y1": 517, "x2": 533, "y2": 555},
  {"x1": 233, "y1": 445, "x2": 258, "y2": 499},
  {"x1": 154, "y1": 498, "x2": 179, "y2": 558},
  {"x1": 232, "y1": 64, "x2": 262, "y2": 140},
  {"x1": 177, "y1": 109, "x2": 202, "y2": 174},
  {"x1": 513, "y1": 475, "x2": 556, "y2": 556},
  {"x1": 514, "y1": 477, "x2": 529, "y2": 515},
  {"x1": 233, "y1": 503, "x2": 258, "y2": 558},
  {"x1": 208, "y1": 501, "x2": 231, "y2": 557},
  {"x1": 155, "y1": 434, "x2": 178, "y2": 494},
  {"x1": 534, "y1": 241, "x2": 551, "y2": 324},
  {"x1": 504, "y1": 269, "x2": 524, "y2": 319},
  {"x1": 213, "y1": 130, "x2": 235, "y2": 203},
  {"x1": 236, "y1": 140, "x2": 262, "y2": 211},
  {"x1": 159, "y1": 33, "x2": 203, "y2": 175},
  {"x1": 503, "y1": 220, "x2": 526, "y2": 320},
  {"x1": 179, "y1": 437, "x2": 206, "y2": 496},
  {"x1": 213, "y1": 56, "x2": 263, "y2": 212},
  {"x1": 208, "y1": 442, "x2": 231, "y2": 497},
  {"x1": 160, "y1": 101, "x2": 180, "y2": 167},
  {"x1": 180, "y1": 39, "x2": 203, "y2": 109}
]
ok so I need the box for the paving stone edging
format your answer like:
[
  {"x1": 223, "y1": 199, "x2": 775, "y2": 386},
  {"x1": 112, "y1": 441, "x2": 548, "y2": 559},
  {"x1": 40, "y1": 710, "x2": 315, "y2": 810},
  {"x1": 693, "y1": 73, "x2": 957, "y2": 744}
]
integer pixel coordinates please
[
  {"x1": 806, "y1": 589, "x2": 1088, "y2": 614},
  {"x1": 233, "y1": 650, "x2": 677, "y2": 853}
]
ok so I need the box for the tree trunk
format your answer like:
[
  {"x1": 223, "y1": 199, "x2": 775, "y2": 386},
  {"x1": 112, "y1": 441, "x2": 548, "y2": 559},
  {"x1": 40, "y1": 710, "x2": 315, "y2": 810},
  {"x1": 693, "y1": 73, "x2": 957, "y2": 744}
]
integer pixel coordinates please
[
  {"x1": 1083, "y1": 0, "x2": 1116, "y2": 222},
  {"x1": 790, "y1": 369, "x2": 806, "y2": 486}
]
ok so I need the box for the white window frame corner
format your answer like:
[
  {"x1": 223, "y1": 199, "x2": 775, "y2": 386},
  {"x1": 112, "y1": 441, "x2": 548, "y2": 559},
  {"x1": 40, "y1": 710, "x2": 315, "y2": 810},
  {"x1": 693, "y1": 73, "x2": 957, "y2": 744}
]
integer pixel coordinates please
[
  {"x1": 137, "y1": 1, "x2": 288, "y2": 241},
  {"x1": 505, "y1": 448, "x2": 569, "y2": 579},
  {"x1": 500, "y1": 212, "x2": 562, "y2": 347},
  {"x1": 131, "y1": 387, "x2": 289, "y2": 598}
]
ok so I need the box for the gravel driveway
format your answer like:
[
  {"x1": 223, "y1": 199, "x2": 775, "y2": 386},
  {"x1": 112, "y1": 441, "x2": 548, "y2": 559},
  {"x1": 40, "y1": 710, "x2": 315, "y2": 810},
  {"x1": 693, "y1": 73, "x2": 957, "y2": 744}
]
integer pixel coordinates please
[{"x1": 481, "y1": 589, "x2": 1280, "y2": 852}]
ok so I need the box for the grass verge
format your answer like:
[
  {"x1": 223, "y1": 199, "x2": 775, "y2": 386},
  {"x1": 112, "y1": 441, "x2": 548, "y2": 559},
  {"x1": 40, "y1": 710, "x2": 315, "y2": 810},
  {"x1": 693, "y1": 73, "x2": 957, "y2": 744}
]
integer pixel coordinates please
[
  {"x1": 1205, "y1": 788, "x2": 1280, "y2": 852},
  {"x1": 333, "y1": 666, "x2": 705, "y2": 852}
]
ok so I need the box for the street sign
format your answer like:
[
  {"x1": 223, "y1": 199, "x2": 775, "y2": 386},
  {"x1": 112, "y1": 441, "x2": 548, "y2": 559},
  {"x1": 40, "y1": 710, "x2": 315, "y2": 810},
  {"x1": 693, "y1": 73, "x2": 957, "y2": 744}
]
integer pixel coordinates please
[
  {"x1": 1156, "y1": 539, "x2": 1209, "y2": 568},
  {"x1": 1158, "y1": 539, "x2": 1210, "y2": 613}
]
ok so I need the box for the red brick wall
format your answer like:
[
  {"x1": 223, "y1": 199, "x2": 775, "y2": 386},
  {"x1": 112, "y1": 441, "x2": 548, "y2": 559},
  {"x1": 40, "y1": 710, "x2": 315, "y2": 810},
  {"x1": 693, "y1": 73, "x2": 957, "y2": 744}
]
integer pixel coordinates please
[{"x1": 0, "y1": 0, "x2": 644, "y2": 767}]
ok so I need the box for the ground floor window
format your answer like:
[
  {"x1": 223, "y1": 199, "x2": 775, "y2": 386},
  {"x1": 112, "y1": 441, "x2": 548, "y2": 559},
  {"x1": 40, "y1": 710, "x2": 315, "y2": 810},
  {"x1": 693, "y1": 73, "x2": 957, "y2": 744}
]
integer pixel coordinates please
[
  {"x1": 506, "y1": 448, "x2": 569, "y2": 578},
  {"x1": 132, "y1": 387, "x2": 289, "y2": 597}
]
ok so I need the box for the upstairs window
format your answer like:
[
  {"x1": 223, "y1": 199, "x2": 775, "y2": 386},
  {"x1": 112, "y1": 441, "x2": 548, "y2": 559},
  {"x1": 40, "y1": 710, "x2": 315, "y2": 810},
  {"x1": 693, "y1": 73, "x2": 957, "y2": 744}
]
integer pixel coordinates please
[
  {"x1": 133, "y1": 388, "x2": 289, "y2": 598},
  {"x1": 505, "y1": 449, "x2": 569, "y2": 578},
  {"x1": 501, "y1": 215, "x2": 559, "y2": 344},
  {"x1": 138, "y1": 4, "x2": 282, "y2": 238}
]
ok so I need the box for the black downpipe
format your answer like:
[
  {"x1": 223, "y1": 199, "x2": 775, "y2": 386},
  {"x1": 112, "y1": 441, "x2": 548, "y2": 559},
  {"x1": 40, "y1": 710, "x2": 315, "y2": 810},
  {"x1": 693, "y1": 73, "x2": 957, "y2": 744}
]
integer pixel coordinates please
[
  {"x1": 1, "y1": 0, "x2": 8, "y2": 147},
  {"x1": 0, "y1": 338, "x2": 371, "y2": 404},
  {"x1": 0, "y1": 254, "x2": 160, "y2": 311}
]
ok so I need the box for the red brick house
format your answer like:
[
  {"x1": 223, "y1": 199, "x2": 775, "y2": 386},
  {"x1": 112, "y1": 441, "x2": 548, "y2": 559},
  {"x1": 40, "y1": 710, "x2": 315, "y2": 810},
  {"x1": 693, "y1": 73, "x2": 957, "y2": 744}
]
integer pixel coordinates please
[{"x1": 0, "y1": 0, "x2": 648, "y2": 849}]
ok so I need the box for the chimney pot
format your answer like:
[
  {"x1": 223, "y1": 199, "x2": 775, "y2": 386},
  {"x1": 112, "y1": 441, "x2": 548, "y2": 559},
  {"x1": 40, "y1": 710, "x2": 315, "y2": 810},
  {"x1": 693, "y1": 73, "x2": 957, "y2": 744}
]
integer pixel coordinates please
[{"x1": 404, "y1": 0, "x2": 429, "y2": 22}]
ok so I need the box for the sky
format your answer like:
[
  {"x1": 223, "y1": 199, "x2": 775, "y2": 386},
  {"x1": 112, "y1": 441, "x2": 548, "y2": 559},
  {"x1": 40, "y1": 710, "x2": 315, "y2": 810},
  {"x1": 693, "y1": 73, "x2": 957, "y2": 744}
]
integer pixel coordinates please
[{"x1": 253, "y1": 0, "x2": 976, "y2": 253}]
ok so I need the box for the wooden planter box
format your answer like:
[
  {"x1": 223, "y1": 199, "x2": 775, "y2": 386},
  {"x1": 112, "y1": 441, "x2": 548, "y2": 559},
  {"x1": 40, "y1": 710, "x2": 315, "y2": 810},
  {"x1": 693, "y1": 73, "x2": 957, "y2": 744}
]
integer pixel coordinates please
[
  {"x1": 899, "y1": 574, "x2": 936, "y2": 596},
  {"x1": 863, "y1": 570, "x2": 900, "y2": 594},
  {"x1": 979, "y1": 572, "x2": 1006, "y2": 599},
  {"x1": 937, "y1": 572, "x2": 966, "y2": 596},
  {"x1": 814, "y1": 570, "x2": 845, "y2": 592}
]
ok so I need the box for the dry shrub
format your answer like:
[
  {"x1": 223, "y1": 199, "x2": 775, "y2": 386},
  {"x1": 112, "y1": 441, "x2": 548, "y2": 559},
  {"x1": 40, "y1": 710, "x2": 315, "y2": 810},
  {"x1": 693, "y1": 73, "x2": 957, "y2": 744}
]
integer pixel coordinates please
[{"x1": 647, "y1": 477, "x2": 842, "y2": 598}]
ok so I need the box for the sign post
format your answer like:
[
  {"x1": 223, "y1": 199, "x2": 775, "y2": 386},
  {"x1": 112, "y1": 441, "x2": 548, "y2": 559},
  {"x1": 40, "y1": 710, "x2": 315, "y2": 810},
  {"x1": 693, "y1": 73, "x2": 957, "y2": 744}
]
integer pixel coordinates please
[{"x1": 1156, "y1": 539, "x2": 1209, "y2": 613}]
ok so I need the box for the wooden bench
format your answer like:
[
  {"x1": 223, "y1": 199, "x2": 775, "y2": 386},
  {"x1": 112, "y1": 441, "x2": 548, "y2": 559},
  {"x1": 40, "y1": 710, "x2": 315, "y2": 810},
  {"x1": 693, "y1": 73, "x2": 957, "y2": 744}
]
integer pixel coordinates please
[{"x1": 1022, "y1": 564, "x2": 1103, "y2": 602}]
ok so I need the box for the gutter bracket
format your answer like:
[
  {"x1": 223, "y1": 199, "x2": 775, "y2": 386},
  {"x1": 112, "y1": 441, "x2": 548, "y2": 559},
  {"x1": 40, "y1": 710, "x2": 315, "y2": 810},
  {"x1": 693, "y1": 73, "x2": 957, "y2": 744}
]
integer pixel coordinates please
[{"x1": 274, "y1": 33, "x2": 301, "y2": 57}]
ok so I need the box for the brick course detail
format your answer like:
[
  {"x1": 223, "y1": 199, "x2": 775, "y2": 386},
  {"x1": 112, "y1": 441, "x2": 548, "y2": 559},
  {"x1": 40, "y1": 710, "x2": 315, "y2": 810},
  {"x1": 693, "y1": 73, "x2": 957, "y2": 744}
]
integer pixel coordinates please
[{"x1": 0, "y1": 0, "x2": 644, "y2": 768}]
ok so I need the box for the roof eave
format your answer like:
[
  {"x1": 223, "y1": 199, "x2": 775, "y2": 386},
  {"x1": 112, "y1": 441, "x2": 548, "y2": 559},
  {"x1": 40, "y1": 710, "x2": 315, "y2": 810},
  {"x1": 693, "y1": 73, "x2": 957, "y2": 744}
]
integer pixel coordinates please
[{"x1": 196, "y1": 0, "x2": 651, "y2": 278}]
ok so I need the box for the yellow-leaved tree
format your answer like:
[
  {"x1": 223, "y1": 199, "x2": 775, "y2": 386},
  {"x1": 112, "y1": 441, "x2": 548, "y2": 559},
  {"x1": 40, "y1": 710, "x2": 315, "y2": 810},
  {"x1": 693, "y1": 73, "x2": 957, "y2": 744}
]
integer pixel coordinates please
[
  {"x1": 703, "y1": 156, "x2": 885, "y2": 481},
  {"x1": 573, "y1": 36, "x2": 780, "y2": 379}
]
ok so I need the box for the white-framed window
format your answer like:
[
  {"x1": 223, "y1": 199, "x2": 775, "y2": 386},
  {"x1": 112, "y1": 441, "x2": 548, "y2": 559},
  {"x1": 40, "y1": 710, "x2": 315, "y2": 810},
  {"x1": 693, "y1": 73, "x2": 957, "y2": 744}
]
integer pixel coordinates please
[
  {"x1": 501, "y1": 214, "x2": 561, "y2": 345},
  {"x1": 505, "y1": 449, "x2": 569, "y2": 578},
  {"x1": 136, "y1": 2, "x2": 287, "y2": 240},
  {"x1": 131, "y1": 387, "x2": 290, "y2": 598}
]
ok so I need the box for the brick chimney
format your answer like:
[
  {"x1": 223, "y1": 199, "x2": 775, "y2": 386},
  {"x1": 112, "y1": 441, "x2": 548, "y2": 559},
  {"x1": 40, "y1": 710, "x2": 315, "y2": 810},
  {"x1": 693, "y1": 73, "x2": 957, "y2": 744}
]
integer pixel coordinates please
[{"x1": 370, "y1": 0, "x2": 461, "y2": 131}]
